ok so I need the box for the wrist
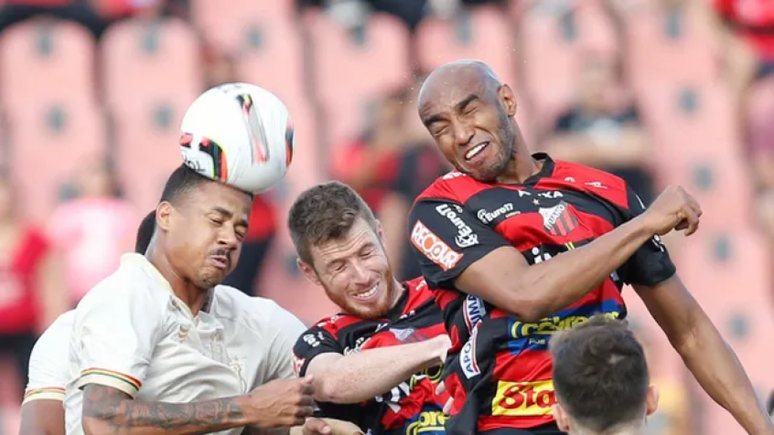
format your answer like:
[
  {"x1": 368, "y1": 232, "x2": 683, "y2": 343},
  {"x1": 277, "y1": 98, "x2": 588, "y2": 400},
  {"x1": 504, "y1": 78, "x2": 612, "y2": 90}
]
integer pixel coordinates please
[
  {"x1": 627, "y1": 214, "x2": 657, "y2": 243},
  {"x1": 234, "y1": 395, "x2": 259, "y2": 427}
]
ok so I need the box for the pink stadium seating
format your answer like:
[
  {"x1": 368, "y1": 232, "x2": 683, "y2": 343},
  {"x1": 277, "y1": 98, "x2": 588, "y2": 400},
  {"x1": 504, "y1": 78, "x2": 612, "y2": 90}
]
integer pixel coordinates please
[
  {"x1": 0, "y1": 19, "x2": 96, "y2": 109},
  {"x1": 6, "y1": 102, "x2": 105, "y2": 221},
  {"x1": 415, "y1": 6, "x2": 518, "y2": 86},
  {"x1": 622, "y1": 1, "x2": 718, "y2": 93},
  {"x1": 189, "y1": 0, "x2": 296, "y2": 53},
  {"x1": 678, "y1": 230, "x2": 774, "y2": 433},
  {"x1": 520, "y1": 1, "x2": 619, "y2": 128},
  {"x1": 100, "y1": 18, "x2": 201, "y2": 212},
  {"x1": 236, "y1": 19, "x2": 305, "y2": 104},
  {"x1": 307, "y1": 11, "x2": 411, "y2": 147}
]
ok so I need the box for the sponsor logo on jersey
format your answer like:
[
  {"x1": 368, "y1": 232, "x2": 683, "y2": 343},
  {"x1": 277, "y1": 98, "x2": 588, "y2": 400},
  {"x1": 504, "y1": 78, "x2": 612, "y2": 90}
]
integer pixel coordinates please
[
  {"x1": 411, "y1": 220, "x2": 463, "y2": 271},
  {"x1": 507, "y1": 306, "x2": 622, "y2": 354},
  {"x1": 405, "y1": 410, "x2": 447, "y2": 435},
  {"x1": 344, "y1": 336, "x2": 371, "y2": 355},
  {"x1": 476, "y1": 203, "x2": 520, "y2": 225},
  {"x1": 389, "y1": 327, "x2": 417, "y2": 342},
  {"x1": 538, "y1": 201, "x2": 578, "y2": 237},
  {"x1": 463, "y1": 295, "x2": 486, "y2": 333},
  {"x1": 435, "y1": 204, "x2": 479, "y2": 248},
  {"x1": 491, "y1": 380, "x2": 556, "y2": 417},
  {"x1": 460, "y1": 324, "x2": 481, "y2": 379}
]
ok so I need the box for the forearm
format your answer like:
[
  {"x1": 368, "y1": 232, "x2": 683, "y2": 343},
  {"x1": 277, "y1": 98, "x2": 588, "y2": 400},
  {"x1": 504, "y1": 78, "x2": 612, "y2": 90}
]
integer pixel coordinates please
[
  {"x1": 513, "y1": 217, "x2": 652, "y2": 320},
  {"x1": 83, "y1": 386, "x2": 252, "y2": 435},
  {"x1": 314, "y1": 340, "x2": 442, "y2": 404},
  {"x1": 676, "y1": 317, "x2": 773, "y2": 434}
]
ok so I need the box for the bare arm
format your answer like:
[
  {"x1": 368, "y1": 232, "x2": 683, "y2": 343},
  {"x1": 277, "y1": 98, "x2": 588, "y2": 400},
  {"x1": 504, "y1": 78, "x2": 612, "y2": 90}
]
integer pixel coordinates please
[
  {"x1": 635, "y1": 276, "x2": 774, "y2": 434},
  {"x1": 455, "y1": 216, "x2": 653, "y2": 322},
  {"x1": 20, "y1": 400, "x2": 65, "y2": 435},
  {"x1": 81, "y1": 385, "x2": 253, "y2": 435},
  {"x1": 306, "y1": 335, "x2": 449, "y2": 404}
]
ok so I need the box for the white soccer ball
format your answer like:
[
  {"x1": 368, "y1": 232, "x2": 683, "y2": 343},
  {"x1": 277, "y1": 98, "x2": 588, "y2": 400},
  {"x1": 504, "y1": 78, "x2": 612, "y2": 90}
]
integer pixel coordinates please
[{"x1": 179, "y1": 82, "x2": 295, "y2": 194}]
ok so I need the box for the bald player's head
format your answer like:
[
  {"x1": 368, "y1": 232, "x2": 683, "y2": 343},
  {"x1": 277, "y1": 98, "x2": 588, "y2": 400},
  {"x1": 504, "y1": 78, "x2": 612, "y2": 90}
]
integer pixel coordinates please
[{"x1": 417, "y1": 60, "x2": 519, "y2": 183}]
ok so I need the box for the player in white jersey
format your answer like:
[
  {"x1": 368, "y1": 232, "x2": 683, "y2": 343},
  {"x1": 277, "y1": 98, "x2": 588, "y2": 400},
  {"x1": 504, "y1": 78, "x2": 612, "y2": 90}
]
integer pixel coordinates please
[
  {"x1": 64, "y1": 165, "x2": 329, "y2": 435},
  {"x1": 20, "y1": 210, "x2": 157, "y2": 435}
]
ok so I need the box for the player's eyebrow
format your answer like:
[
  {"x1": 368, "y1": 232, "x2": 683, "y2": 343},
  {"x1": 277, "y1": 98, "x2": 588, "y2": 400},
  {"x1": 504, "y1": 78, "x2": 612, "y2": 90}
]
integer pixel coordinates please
[
  {"x1": 455, "y1": 94, "x2": 479, "y2": 112},
  {"x1": 212, "y1": 206, "x2": 248, "y2": 228}
]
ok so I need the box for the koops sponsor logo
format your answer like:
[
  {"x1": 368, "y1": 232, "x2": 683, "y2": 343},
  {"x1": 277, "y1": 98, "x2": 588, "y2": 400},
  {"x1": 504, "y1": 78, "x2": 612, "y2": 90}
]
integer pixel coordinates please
[
  {"x1": 292, "y1": 352, "x2": 305, "y2": 376},
  {"x1": 491, "y1": 380, "x2": 556, "y2": 416},
  {"x1": 405, "y1": 410, "x2": 447, "y2": 435},
  {"x1": 460, "y1": 324, "x2": 481, "y2": 379},
  {"x1": 463, "y1": 295, "x2": 486, "y2": 333},
  {"x1": 411, "y1": 220, "x2": 463, "y2": 271}
]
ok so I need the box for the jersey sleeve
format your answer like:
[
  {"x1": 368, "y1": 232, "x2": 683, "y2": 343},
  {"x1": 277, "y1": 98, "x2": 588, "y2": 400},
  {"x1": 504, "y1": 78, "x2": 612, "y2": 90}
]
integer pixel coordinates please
[
  {"x1": 265, "y1": 304, "x2": 307, "y2": 381},
  {"x1": 23, "y1": 312, "x2": 74, "y2": 404},
  {"x1": 408, "y1": 198, "x2": 512, "y2": 289},
  {"x1": 619, "y1": 186, "x2": 677, "y2": 286},
  {"x1": 292, "y1": 325, "x2": 344, "y2": 377},
  {"x1": 72, "y1": 283, "x2": 163, "y2": 398}
]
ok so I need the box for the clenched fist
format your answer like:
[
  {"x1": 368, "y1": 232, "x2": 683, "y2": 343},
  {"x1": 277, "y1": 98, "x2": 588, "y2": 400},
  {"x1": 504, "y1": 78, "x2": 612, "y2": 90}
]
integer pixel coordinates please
[
  {"x1": 246, "y1": 376, "x2": 317, "y2": 428},
  {"x1": 640, "y1": 185, "x2": 702, "y2": 237}
]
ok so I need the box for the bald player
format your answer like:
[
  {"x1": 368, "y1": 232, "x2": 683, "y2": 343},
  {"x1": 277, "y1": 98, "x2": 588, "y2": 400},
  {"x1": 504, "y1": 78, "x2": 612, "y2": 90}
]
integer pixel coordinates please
[{"x1": 407, "y1": 60, "x2": 773, "y2": 435}]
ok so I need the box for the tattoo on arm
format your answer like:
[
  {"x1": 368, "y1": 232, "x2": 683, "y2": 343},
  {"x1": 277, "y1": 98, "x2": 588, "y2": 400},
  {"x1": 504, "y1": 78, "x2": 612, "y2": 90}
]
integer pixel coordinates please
[{"x1": 82, "y1": 384, "x2": 247, "y2": 433}]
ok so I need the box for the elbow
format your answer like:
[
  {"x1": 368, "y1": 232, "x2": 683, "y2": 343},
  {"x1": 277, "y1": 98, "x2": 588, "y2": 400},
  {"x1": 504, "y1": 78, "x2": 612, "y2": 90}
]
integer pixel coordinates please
[
  {"x1": 503, "y1": 283, "x2": 551, "y2": 323},
  {"x1": 316, "y1": 375, "x2": 346, "y2": 404},
  {"x1": 82, "y1": 416, "x2": 110, "y2": 435}
]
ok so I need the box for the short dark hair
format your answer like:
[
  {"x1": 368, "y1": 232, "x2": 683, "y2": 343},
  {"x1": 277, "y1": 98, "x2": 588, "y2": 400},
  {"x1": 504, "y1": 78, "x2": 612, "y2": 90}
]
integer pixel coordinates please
[
  {"x1": 159, "y1": 164, "x2": 216, "y2": 205},
  {"x1": 135, "y1": 210, "x2": 156, "y2": 253},
  {"x1": 550, "y1": 316, "x2": 649, "y2": 432},
  {"x1": 287, "y1": 181, "x2": 377, "y2": 265}
]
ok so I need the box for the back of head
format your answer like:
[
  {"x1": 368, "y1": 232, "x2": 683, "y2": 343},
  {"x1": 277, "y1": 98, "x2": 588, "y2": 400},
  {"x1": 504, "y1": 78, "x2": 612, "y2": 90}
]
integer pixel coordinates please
[
  {"x1": 550, "y1": 316, "x2": 650, "y2": 433},
  {"x1": 287, "y1": 181, "x2": 377, "y2": 267},
  {"x1": 135, "y1": 210, "x2": 156, "y2": 253}
]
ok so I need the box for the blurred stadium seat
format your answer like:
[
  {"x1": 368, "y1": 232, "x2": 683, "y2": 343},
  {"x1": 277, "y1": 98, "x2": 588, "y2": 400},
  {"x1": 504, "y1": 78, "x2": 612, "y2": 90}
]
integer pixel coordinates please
[
  {"x1": 0, "y1": 19, "x2": 97, "y2": 108},
  {"x1": 190, "y1": 0, "x2": 296, "y2": 53},
  {"x1": 6, "y1": 102, "x2": 105, "y2": 221},
  {"x1": 307, "y1": 11, "x2": 411, "y2": 148},
  {"x1": 415, "y1": 5, "x2": 518, "y2": 85},
  {"x1": 100, "y1": 17, "x2": 201, "y2": 212}
]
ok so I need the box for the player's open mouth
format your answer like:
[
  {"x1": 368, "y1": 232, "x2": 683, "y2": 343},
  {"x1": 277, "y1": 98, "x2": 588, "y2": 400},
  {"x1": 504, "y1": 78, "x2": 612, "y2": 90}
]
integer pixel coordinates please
[
  {"x1": 209, "y1": 255, "x2": 229, "y2": 270},
  {"x1": 464, "y1": 142, "x2": 489, "y2": 161},
  {"x1": 353, "y1": 282, "x2": 379, "y2": 301}
]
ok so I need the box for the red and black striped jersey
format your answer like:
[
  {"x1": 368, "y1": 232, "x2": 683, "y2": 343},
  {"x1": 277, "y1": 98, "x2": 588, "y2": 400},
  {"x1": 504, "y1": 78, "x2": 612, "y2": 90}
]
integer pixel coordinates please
[
  {"x1": 407, "y1": 153, "x2": 676, "y2": 433},
  {"x1": 292, "y1": 277, "x2": 450, "y2": 435}
]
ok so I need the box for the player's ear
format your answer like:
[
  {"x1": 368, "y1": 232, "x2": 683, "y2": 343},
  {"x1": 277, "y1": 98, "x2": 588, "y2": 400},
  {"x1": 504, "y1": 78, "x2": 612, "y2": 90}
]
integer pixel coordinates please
[
  {"x1": 645, "y1": 384, "x2": 659, "y2": 416},
  {"x1": 156, "y1": 202, "x2": 173, "y2": 232},
  {"x1": 498, "y1": 84, "x2": 517, "y2": 118},
  {"x1": 375, "y1": 219, "x2": 385, "y2": 243},
  {"x1": 552, "y1": 404, "x2": 571, "y2": 432},
  {"x1": 297, "y1": 258, "x2": 321, "y2": 286}
]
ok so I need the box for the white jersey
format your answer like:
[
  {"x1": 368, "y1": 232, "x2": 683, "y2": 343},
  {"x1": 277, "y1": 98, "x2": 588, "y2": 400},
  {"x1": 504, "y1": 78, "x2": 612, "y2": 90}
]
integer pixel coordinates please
[
  {"x1": 23, "y1": 310, "x2": 75, "y2": 405},
  {"x1": 65, "y1": 253, "x2": 306, "y2": 435}
]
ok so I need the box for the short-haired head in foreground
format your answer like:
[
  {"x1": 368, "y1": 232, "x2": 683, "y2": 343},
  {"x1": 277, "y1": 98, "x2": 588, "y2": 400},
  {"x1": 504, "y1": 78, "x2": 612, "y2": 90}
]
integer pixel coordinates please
[
  {"x1": 287, "y1": 181, "x2": 401, "y2": 319},
  {"x1": 151, "y1": 164, "x2": 252, "y2": 294},
  {"x1": 549, "y1": 316, "x2": 658, "y2": 435},
  {"x1": 135, "y1": 210, "x2": 157, "y2": 254},
  {"x1": 418, "y1": 59, "x2": 532, "y2": 184}
]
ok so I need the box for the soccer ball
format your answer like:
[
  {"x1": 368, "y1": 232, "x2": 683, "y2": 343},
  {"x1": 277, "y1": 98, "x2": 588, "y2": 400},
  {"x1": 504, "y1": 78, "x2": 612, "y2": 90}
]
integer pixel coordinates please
[{"x1": 179, "y1": 82, "x2": 295, "y2": 194}]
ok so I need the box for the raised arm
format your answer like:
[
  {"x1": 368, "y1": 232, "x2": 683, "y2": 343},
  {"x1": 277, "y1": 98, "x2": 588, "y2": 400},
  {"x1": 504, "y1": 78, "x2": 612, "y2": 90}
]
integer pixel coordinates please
[
  {"x1": 293, "y1": 325, "x2": 449, "y2": 404},
  {"x1": 409, "y1": 185, "x2": 700, "y2": 322}
]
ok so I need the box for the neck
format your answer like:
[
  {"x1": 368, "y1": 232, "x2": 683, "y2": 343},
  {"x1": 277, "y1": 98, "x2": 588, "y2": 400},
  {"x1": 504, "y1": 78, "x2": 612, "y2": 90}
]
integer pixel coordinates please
[
  {"x1": 146, "y1": 245, "x2": 209, "y2": 316},
  {"x1": 389, "y1": 278, "x2": 406, "y2": 308},
  {"x1": 574, "y1": 422, "x2": 646, "y2": 435},
  {"x1": 497, "y1": 128, "x2": 540, "y2": 184}
]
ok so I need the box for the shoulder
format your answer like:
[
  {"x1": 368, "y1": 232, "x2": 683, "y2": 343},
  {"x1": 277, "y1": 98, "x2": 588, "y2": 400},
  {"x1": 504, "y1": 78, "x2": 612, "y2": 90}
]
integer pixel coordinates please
[
  {"x1": 415, "y1": 171, "x2": 491, "y2": 205},
  {"x1": 308, "y1": 312, "x2": 363, "y2": 339},
  {"x1": 213, "y1": 286, "x2": 306, "y2": 338},
  {"x1": 550, "y1": 159, "x2": 631, "y2": 209}
]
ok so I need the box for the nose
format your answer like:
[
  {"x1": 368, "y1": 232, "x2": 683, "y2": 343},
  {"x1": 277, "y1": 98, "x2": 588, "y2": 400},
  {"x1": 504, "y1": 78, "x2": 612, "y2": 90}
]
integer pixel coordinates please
[
  {"x1": 217, "y1": 225, "x2": 239, "y2": 250},
  {"x1": 451, "y1": 118, "x2": 475, "y2": 148},
  {"x1": 350, "y1": 260, "x2": 370, "y2": 285}
]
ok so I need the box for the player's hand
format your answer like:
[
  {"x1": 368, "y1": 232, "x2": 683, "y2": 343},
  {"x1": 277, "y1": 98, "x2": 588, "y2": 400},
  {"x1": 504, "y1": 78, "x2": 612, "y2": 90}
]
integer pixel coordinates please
[
  {"x1": 246, "y1": 376, "x2": 316, "y2": 428},
  {"x1": 640, "y1": 185, "x2": 702, "y2": 237},
  {"x1": 301, "y1": 417, "x2": 332, "y2": 435},
  {"x1": 436, "y1": 381, "x2": 454, "y2": 415},
  {"x1": 312, "y1": 418, "x2": 364, "y2": 435},
  {"x1": 430, "y1": 334, "x2": 452, "y2": 366}
]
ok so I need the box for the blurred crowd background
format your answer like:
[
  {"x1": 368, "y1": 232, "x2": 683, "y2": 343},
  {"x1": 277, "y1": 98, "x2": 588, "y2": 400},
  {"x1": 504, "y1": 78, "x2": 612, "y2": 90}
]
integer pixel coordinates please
[{"x1": 0, "y1": 0, "x2": 773, "y2": 433}]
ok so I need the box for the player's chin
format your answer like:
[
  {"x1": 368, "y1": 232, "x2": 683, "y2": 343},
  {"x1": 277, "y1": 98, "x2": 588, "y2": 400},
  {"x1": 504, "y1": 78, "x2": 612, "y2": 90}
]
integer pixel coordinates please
[
  {"x1": 197, "y1": 268, "x2": 226, "y2": 289},
  {"x1": 348, "y1": 299, "x2": 390, "y2": 320}
]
